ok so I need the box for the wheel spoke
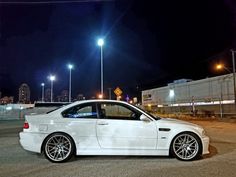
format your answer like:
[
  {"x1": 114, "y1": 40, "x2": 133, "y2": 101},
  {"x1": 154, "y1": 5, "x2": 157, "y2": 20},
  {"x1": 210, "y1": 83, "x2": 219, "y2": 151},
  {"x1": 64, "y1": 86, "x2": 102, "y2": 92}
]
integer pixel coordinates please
[
  {"x1": 63, "y1": 146, "x2": 69, "y2": 151},
  {"x1": 176, "y1": 147, "x2": 183, "y2": 154},
  {"x1": 49, "y1": 147, "x2": 56, "y2": 152},
  {"x1": 189, "y1": 141, "x2": 197, "y2": 146},
  {"x1": 55, "y1": 151, "x2": 60, "y2": 159}
]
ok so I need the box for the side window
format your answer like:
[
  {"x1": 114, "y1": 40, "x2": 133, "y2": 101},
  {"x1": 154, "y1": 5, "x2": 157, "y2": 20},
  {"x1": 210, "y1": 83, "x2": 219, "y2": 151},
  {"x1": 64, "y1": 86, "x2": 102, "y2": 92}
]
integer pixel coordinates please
[
  {"x1": 62, "y1": 103, "x2": 97, "y2": 119},
  {"x1": 100, "y1": 103, "x2": 141, "y2": 120}
]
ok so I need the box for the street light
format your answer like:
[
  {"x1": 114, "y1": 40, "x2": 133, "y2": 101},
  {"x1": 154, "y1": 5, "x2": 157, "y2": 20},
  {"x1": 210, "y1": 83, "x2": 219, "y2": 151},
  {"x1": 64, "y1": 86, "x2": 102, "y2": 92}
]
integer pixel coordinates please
[
  {"x1": 215, "y1": 63, "x2": 231, "y2": 73},
  {"x1": 97, "y1": 38, "x2": 104, "y2": 97},
  {"x1": 41, "y1": 83, "x2": 45, "y2": 102},
  {"x1": 67, "y1": 64, "x2": 73, "y2": 102},
  {"x1": 215, "y1": 51, "x2": 236, "y2": 106},
  {"x1": 49, "y1": 75, "x2": 55, "y2": 102},
  {"x1": 98, "y1": 94, "x2": 103, "y2": 99},
  {"x1": 216, "y1": 64, "x2": 223, "y2": 70}
]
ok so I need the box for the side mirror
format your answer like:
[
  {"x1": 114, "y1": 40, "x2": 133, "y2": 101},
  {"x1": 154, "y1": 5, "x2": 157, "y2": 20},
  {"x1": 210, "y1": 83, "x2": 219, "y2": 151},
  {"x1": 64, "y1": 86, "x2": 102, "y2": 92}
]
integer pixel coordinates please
[{"x1": 140, "y1": 114, "x2": 150, "y2": 122}]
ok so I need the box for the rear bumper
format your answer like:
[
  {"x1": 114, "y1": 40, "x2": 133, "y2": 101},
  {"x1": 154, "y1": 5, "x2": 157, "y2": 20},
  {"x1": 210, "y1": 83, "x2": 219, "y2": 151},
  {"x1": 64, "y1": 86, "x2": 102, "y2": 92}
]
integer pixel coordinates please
[
  {"x1": 19, "y1": 132, "x2": 46, "y2": 153},
  {"x1": 202, "y1": 135, "x2": 210, "y2": 155}
]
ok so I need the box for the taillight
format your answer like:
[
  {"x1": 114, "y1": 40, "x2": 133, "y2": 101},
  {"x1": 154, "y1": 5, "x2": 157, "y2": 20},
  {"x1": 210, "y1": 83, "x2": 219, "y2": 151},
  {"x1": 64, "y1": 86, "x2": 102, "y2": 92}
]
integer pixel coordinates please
[{"x1": 23, "y1": 121, "x2": 29, "y2": 129}]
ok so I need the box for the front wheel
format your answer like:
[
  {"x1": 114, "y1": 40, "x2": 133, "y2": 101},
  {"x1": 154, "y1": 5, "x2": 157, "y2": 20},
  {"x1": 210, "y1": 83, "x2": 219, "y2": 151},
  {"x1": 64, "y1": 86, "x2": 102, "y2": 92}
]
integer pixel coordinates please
[
  {"x1": 171, "y1": 132, "x2": 201, "y2": 161},
  {"x1": 44, "y1": 133, "x2": 75, "y2": 163}
]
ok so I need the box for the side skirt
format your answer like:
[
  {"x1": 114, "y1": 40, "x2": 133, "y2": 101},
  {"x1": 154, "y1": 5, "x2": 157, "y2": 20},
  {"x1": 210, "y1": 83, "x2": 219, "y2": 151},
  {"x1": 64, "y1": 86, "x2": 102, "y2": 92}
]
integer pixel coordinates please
[{"x1": 76, "y1": 148, "x2": 169, "y2": 156}]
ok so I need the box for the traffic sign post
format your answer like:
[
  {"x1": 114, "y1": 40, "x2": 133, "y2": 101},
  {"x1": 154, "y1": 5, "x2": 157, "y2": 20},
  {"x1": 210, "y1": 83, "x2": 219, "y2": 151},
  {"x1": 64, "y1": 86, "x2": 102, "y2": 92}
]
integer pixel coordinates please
[{"x1": 114, "y1": 87, "x2": 123, "y2": 100}]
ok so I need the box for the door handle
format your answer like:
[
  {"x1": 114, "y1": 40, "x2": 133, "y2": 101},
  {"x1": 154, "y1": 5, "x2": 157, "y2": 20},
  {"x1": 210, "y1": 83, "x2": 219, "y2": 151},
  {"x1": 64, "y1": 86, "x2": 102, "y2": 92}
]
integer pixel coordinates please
[{"x1": 97, "y1": 122, "x2": 108, "y2": 125}]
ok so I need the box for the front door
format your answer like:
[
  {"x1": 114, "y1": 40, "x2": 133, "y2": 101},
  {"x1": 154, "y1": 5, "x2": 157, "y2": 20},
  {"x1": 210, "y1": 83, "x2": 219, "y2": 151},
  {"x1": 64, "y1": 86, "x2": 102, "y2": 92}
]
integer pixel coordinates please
[{"x1": 96, "y1": 102, "x2": 157, "y2": 149}]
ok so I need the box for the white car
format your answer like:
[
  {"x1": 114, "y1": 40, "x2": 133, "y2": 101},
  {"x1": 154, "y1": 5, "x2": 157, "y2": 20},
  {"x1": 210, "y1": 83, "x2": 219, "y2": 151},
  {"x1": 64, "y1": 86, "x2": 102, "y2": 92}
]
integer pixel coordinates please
[{"x1": 19, "y1": 100, "x2": 209, "y2": 163}]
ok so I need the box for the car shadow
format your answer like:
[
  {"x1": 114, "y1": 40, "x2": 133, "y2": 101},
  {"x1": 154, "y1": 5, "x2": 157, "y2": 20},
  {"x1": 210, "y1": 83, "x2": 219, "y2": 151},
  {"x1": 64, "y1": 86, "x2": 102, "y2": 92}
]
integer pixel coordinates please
[
  {"x1": 35, "y1": 145, "x2": 218, "y2": 162},
  {"x1": 202, "y1": 144, "x2": 218, "y2": 159},
  {"x1": 72, "y1": 145, "x2": 218, "y2": 162}
]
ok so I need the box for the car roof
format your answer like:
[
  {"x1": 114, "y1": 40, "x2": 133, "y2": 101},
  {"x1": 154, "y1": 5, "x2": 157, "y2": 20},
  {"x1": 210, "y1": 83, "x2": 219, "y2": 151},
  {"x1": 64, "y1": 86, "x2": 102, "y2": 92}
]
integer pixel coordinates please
[
  {"x1": 72, "y1": 99, "x2": 128, "y2": 105},
  {"x1": 50, "y1": 99, "x2": 132, "y2": 114}
]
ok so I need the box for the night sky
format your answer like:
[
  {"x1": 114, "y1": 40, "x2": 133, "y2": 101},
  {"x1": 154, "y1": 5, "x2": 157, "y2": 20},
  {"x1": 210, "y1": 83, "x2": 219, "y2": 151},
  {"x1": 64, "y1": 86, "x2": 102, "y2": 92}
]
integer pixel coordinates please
[{"x1": 0, "y1": 0, "x2": 236, "y2": 101}]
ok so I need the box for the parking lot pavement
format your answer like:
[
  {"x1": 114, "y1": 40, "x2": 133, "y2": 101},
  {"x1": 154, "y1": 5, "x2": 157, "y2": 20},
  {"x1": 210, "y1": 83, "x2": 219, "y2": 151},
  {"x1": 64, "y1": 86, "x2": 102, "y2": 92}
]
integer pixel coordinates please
[{"x1": 0, "y1": 119, "x2": 236, "y2": 177}]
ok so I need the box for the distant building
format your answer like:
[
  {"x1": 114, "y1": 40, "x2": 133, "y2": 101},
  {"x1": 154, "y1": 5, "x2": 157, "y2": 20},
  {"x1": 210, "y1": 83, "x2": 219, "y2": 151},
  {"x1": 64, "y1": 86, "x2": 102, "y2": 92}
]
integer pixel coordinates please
[
  {"x1": 0, "y1": 96, "x2": 14, "y2": 104},
  {"x1": 57, "y1": 90, "x2": 69, "y2": 102},
  {"x1": 18, "y1": 83, "x2": 30, "y2": 104},
  {"x1": 44, "y1": 88, "x2": 51, "y2": 102},
  {"x1": 142, "y1": 74, "x2": 236, "y2": 115},
  {"x1": 77, "y1": 94, "x2": 85, "y2": 101}
]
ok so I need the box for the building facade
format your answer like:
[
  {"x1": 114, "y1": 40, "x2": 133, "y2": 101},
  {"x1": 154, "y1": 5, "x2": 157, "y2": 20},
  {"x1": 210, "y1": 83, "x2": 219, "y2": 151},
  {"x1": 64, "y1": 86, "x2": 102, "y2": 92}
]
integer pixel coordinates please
[
  {"x1": 18, "y1": 83, "x2": 30, "y2": 104},
  {"x1": 44, "y1": 88, "x2": 51, "y2": 102},
  {"x1": 0, "y1": 96, "x2": 14, "y2": 104},
  {"x1": 57, "y1": 90, "x2": 69, "y2": 102},
  {"x1": 142, "y1": 74, "x2": 235, "y2": 116}
]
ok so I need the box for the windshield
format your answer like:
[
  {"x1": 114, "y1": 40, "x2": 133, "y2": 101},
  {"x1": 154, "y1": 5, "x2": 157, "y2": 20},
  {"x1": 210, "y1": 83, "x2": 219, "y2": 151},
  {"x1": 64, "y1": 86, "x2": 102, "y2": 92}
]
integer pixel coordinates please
[{"x1": 133, "y1": 105, "x2": 161, "y2": 120}]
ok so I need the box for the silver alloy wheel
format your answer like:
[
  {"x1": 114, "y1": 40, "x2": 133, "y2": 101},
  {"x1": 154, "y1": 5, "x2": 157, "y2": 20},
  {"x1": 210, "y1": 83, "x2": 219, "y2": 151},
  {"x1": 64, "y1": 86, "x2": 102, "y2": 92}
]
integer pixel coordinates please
[
  {"x1": 172, "y1": 133, "x2": 199, "y2": 160},
  {"x1": 45, "y1": 134, "x2": 72, "y2": 162}
]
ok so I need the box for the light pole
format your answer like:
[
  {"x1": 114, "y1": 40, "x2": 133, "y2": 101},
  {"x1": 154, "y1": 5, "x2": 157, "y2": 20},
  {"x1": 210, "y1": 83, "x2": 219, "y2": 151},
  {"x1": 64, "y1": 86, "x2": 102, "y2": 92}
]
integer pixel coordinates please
[
  {"x1": 49, "y1": 75, "x2": 55, "y2": 102},
  {"x1": 97, "y1": 38, "x2": 104, "y2": 97},
  {"x1": 68, "y1": 64, "x2": 73, "y2": 102},
  {"x1": 108, "y1": 88, "x2": 112, "y2": 100},
  {"x1": 231, "y1": 50, "x2": 236, "y2": 106},
  {"x1": 215, "y1": 50, "x2": 236, "y2": 106},
  {"x1": 41, "y1": 83, "x2": 45, "y2": 102}
]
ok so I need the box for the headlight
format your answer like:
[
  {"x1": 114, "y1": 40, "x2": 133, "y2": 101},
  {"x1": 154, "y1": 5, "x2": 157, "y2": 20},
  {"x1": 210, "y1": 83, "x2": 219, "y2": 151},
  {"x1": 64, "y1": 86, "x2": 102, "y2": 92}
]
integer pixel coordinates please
[{"x1": 196, "y1": 125, "x2": 206, "y2": 137}]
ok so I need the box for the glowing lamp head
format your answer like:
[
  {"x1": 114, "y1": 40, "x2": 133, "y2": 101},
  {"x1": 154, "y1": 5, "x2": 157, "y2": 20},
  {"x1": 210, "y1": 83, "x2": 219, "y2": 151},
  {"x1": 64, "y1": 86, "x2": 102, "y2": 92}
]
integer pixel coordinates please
[
  {"x1": 68, "y1": 64, "x2": 73, "y2": 70},
  {"x1": 98, "y1": 94, "x2": 103, "y2": 99},
  {"x1": 41, "y1": 83, "x2": 45, "y2": 87},
  {"x1": 49, "y1": 75, "x2": 55, "y2": 81},
  {"x1": 97, "y1": 38, "x2": 104, "y2": 46},
  {"x1": 216, "y1": 64, "x2": 223, "y2": 70}
]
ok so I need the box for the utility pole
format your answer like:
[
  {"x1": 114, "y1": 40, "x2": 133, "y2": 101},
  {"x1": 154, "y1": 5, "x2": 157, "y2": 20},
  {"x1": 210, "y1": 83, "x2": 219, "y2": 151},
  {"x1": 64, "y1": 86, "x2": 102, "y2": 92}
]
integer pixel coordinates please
[
  {"x1": 231, "y1": 50, "x2": 236, "y2": 107},
  {"x1": 108, "y1": 88, "x2": 112, "y2": 100}
]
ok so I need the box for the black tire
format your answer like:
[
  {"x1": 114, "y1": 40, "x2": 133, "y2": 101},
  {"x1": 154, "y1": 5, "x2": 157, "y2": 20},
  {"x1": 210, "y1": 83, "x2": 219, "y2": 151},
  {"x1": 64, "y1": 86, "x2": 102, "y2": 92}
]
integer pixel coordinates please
[
  {"x1": 44, "y1": 133, "x2": 75, "y2": 163},
  {"x1": 170, "y1": 132, "x2": 202, "y2": 161}
]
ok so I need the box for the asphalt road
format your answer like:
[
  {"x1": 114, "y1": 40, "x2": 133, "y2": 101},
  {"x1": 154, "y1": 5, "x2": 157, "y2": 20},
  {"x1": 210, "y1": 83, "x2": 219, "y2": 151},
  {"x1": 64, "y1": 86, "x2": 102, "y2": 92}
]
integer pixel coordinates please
[{"x1": 0, "y1": 119, "x2": 236, "y2": 177}]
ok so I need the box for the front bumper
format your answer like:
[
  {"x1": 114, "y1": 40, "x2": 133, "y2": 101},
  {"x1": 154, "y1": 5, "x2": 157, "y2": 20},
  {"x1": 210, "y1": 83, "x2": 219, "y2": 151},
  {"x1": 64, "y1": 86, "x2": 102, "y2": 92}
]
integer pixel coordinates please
[
  {"x1": 19, "y1": 132, "x2": 47, "y2": 153},
  {"x1": 202, "y1": 135, "x2": 210, "y2": 155}
]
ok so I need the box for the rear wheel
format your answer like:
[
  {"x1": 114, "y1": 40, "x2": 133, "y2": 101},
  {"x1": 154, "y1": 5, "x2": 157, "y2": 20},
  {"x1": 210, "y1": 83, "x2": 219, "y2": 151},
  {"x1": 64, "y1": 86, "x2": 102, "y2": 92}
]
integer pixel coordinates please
[
  {"x1": 44, "y1": 133, "x2": 75, "y2": 163},
  {"x1": 171, "y1": 132, "x2": 201, "y2": 161}
]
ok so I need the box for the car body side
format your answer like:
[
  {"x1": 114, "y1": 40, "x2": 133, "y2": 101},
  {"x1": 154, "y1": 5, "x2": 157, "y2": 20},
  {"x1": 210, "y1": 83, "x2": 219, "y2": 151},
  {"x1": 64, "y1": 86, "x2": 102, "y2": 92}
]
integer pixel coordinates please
[{"x1": 19, "y1": 100, "x2": 209, "y2": 157}]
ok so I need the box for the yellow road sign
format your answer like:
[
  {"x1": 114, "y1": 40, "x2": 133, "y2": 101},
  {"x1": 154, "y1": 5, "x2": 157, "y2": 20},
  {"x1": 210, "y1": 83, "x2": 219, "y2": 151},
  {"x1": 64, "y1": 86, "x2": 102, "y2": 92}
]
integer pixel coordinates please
[{"x1": 114, "y1": 87, "x2": 123, "y2": 96}]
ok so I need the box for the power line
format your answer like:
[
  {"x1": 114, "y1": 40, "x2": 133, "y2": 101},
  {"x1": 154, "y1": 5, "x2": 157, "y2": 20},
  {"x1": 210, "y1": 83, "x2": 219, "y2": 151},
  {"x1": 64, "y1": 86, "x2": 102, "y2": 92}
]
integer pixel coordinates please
[{"x1": 0, "y1": 0, "x2": 113, "y2": 4}]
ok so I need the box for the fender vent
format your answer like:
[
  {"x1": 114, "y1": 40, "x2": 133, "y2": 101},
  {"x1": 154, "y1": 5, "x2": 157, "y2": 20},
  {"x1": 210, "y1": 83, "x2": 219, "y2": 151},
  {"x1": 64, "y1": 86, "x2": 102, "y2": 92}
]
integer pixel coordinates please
[{"x1": 159, "y1": 128, "x2": 171, "y2": 132}]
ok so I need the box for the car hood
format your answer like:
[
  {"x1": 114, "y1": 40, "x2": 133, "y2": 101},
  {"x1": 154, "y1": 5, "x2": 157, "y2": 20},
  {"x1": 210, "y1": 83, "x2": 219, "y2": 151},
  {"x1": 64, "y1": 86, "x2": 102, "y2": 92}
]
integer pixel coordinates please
[{"x1": 156, "y1": 117, "x2": 202, "y2": 129}]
